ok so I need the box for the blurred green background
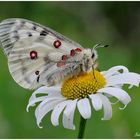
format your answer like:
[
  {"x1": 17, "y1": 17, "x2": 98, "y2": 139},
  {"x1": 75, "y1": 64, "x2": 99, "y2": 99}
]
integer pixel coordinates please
[{"x1": 0, "y1": 1, "x2": 140, "y2": 139}]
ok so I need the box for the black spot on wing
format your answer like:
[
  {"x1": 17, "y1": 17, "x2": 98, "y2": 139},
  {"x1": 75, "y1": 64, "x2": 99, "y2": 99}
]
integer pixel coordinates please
[
  {"x1": 35, "y1": 71, "x2": 39, "y2": 75},
  {"x1": 40, "y1": 30, "x2": 48, "y2": 36},
  {"x1": 37, "y1": 75, "x2": 40, "y2": 83},
  {"x1": 28, "y1": 32, "x2": 32, "y2": 37},
  {"x1": 32, "y1": 26, "x2": 37, "y2": 30}
]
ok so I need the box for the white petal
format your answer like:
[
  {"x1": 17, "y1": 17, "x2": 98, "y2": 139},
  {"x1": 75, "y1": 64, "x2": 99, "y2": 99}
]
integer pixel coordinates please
[
  {"x1": 89, "y1": 94, "x2": 102, "y2": 111},
  {"x1": 77, "y1": 98, "x2": 91, "y2": 119},
  {"x1": 62, "y1": 99, "x2": 77, "y2": 130},
  {"x1": 98, "y1": 93, "x2": 112, "y2": 120},
  {"x1": 98, "y1": 87, "x2": 131, "y2": 105},
  {"x1": 28, "y1": 86, "x2": 48, "y2": 103},
  {"x1": 35, "y1": 96, "x2": 63, "y2": 119},
  {"x1": 35, "y1": 97, "x2": 64, "y2": 128},
  {"x1": 28, "y1": 86, "x2": 61, "y2": 107},
  {"x1": 106, "y1": 72, "x2": 140, "y2": 87},
  {"x1": 37, "y1": 96, "x2": 65, "y2": 114},
  {"x1": 107, "y1": 65, "x2": 129, "y2": 73},
  {"x1": 26, "y1": 96, "x2": 47, "y2": 112},
  {"x1": 113, "y1": 84, "x2": 123, "y2": 89},
  {"x1": 103, "y1": 65, "x2": 129, "y2": 78},
  {"x1": 32, "y1": 86, "x2": 60, "y2": 98},
  {"x1": 33, "y1": 86, "x2": 53, "y2": 94},
  {"x1": 51, "y1": 100, "x2": 68, "y2": 126}
]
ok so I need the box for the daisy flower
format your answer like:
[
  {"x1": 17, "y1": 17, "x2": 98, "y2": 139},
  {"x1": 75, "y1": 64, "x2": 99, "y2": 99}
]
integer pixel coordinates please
[{"x1": 27, "y1": 65, "x2": 140, "y2": 130}]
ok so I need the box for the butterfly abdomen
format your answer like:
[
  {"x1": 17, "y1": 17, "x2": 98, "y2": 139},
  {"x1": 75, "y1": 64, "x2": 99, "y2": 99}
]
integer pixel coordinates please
[{"x1": 45, "y1": 63, "x2": 82, "y2": 86}]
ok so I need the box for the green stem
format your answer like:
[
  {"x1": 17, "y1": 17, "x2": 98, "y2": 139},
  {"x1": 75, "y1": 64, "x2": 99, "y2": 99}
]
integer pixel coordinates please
[{"x1": 78, "y1": 116, "x2": 87, "y2": 139}]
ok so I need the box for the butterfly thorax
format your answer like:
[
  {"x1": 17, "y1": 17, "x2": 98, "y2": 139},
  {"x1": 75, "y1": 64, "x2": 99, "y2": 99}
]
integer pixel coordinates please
[{"x1": 42, "y1": 49, "x2": 94, "y2": 86}]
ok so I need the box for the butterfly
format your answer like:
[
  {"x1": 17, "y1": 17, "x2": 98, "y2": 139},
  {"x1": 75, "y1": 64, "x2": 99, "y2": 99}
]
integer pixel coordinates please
[{"x1": 0, "y1": 18, "x2": 108, "y2": 90}]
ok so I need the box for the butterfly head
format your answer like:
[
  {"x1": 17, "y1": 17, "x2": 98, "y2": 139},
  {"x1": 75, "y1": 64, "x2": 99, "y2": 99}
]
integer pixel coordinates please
[
  {"x1": 81, "y1": 48, "x2": 98, "y2": 72},
  {"x1": 81, "y1": 44, "x2": 108, "y2": 72}
]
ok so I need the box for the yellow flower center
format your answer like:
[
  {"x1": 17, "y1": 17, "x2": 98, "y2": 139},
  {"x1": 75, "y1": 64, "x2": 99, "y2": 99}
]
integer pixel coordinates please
[{"x1": 61, "y1": 70, "x2": 106, "y2": 100}]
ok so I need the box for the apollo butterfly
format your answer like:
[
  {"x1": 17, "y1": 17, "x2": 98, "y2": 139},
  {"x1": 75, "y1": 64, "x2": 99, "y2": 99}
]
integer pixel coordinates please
[{"x1": 0, "y1": 18, "x2": 107, "y2": 90}]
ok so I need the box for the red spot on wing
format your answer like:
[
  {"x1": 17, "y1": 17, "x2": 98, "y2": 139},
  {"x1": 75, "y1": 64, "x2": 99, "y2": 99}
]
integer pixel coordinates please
[
  {"x1": 70, "y1": 49, "x2": 76, "y2": 56},
  {"x1": 53, "y1": 40, "x2": 61, "y2": 48},
  {"x1": 75, "y1": 48, "x2": 82, "y2": 52},
  {"x1": 62, "y1": 55, "x2": 68, "y2": 61},
  {"x1": 30, "y1": 51, "x2": 38, "y2": 59},
  {"x1": 57, "y1": 61, "x2": 65, "y2": 67}
]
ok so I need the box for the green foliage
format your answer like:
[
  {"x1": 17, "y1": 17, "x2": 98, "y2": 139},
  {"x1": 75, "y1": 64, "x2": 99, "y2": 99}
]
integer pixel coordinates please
[{"x1": 0, "y1": 2, "x2": 140, "y2": 138}]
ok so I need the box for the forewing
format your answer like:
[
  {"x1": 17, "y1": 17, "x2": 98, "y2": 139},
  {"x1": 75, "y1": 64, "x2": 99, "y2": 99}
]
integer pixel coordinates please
[
  {"x1": 0, "y1": 18, "x2": 83, "y2": 90},
  {"x1": 0, "y1": 18, "x2": 82, "y2": 56}
]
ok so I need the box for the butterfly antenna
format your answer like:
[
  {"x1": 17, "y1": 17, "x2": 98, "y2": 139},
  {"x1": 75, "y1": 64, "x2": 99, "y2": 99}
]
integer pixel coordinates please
[
  {"x1": 93, "y1": 44, "x2": 109, "y2": 50},
  {"x1": 91, "y1": 44, "x2": 109, "y2": 86},
  {"x1": 92, "y1": 43, "x2": 109, "y2": 80}
]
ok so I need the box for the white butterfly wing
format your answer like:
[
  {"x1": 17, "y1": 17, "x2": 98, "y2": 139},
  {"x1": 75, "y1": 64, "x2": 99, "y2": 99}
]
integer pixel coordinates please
[{"x1": 0, "y1": 18, "x2": 83, "y2": 90}]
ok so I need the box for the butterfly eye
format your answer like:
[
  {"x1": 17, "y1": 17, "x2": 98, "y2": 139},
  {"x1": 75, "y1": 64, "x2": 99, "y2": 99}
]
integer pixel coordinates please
[{"x1": 91, "y1": 53, "x2": 95, "y2": 58}]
